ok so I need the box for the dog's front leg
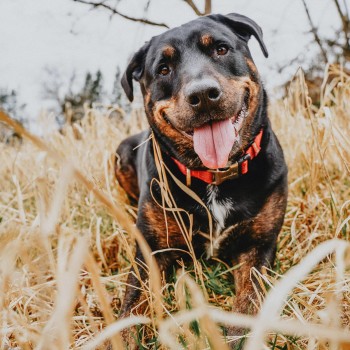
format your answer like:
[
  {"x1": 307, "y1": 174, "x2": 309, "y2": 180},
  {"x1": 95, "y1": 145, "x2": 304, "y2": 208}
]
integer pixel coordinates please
[
  {"x1": 116, "y1": 200, "x2": 186, "y2": 349},
  {"x1": 232, "y1": 240, "x2": 277, "y2": 317},
  {"x1": 116, "y1": 246, "x2": 151, "y2": 350},
  {"x1": 225, "y1": 188, "x2": 287, "y2": 348},
  {"x1": 221, "y1": 237, "x2": 278, "y2": 350},
  {"x1": 119, "y1": 247, "x2": 149, "y2": 318}
]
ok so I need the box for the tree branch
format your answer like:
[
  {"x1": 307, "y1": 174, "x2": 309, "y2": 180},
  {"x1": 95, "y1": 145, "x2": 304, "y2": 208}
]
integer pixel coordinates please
[
  {"x1": 204, "y1": 0, "x2": 212, "y2": 15},
  {"x1": 301, "y1": 0, "x2": 329, "y2": 63},
  {"x1": 182, "y1": 0, "x2": 204, "y2": 16},
  {"x1": 73, "y1": 0, "x2": 169, "y2": 28},
  {"x1": 332, "y1": 0, "x2": 350, "y2": 50}
]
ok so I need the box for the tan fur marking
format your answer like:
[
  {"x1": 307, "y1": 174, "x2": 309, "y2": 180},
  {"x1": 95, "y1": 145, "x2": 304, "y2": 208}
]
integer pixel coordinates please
[
  {"x1": 162, "y1": 45, "x2": 175, "y2": 57},
  {"x1": 228, "y1": 76, "x2": 261, "y2": 152},
  {"x1": 233, "y1": 250, "x2": 258, "y2": 314},
  {"x1": 144, "y1": 90, "x2": 151, "y2": 107},
  {"x1": 151, "y1": 99, "x2": 196, "y2": 163},
  {"x1": 144, "y1": 202, "x2": 186, "y2": 249},
  {"x1": 200, "y1": 34, "x2": 213, "y2": 46},
  {"x1": 215, "y1": 75, "x2": 261, "y2": 152},
  {"x1": 252, "y1": 190, "x2": 287, "y2": 235},
  {"x1": 246, "y1": 58, "x2": 259, "y2": 78},
  {"x1": 115, "y1": 161, "x2": 139, "y2": 202}
]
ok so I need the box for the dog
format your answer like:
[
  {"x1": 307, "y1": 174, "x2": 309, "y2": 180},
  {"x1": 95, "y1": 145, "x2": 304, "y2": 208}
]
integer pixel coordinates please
[{"x1": 115, "y1": 12, "x2": 288, "y2": 347}]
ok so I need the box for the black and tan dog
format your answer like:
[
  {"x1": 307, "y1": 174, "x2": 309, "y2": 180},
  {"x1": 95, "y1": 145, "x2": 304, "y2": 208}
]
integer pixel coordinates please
[{"x1": 116, "y1": 12, "x2": 288, "y2": 346}]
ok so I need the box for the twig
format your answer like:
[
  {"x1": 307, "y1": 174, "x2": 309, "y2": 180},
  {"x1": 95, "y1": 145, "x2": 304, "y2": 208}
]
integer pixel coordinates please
[
  {"x1": 204, "y1": 0, "x2": 211, "y2": 15},
  {"x1": 73, "y1": 0, "x2": 169, "y2": 28},
  {"x1": 182, "y1": 0, "x2": 203, "y2": 16},
  {"x1": 301, "y1": 0, "x2": 329, "y2": 63},
  {"x1": 332, "y1": 0, "x2": 350, "y2": 50}
]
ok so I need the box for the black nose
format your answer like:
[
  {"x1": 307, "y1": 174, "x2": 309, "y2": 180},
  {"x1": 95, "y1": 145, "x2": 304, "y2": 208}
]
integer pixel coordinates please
[{"x1": 185, "y1": 79, "x2": 222, "y2": 110}]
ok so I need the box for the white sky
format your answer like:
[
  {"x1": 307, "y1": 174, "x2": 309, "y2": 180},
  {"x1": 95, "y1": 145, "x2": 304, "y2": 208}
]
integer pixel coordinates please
[{"x1": 0, "y1": 0, "x2": 340, "y2": 125}]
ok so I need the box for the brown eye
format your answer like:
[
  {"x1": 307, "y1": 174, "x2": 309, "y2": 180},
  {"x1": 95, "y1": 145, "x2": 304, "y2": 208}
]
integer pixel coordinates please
[
  {"x1": 158, "y1": 64, "x2": 170, "y2": 76},
  {"x1": 216, "y1": 44, "x2": 229, "y2": 56}
]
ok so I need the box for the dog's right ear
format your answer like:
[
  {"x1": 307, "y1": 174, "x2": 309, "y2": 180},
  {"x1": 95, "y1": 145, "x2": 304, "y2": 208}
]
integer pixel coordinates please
[{"x1": 121, "y1": 42, "x2": 150, "y2": 102}]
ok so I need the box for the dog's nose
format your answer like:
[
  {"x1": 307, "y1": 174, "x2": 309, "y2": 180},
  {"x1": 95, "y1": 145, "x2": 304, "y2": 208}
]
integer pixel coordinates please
[{"x1": 185, "y1": 79, "x2": 222, "y2": 110}]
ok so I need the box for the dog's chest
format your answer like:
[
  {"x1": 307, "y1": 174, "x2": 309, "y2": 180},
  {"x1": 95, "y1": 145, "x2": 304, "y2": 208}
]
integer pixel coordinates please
[
  {"x1": 206, "y1": 185, "x2": 232, "y2": 230},
  {"x1": 205, "y1": 185, "x2": 233, "y2": 256}
]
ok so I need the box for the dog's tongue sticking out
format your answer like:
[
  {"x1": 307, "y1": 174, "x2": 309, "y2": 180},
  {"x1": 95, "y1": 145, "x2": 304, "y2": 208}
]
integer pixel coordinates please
[{"x1": 193, "y1": 119, "x2": 237, "y2": 169}]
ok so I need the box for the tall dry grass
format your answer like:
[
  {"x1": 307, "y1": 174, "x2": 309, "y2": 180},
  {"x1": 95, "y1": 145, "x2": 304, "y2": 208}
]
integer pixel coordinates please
[{"x1": 0, "y1": 65, "x2": 349, "y2": 350}]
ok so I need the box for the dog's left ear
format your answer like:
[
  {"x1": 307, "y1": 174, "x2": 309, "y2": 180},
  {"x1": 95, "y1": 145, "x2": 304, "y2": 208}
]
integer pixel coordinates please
[
  {"x1": 121, "y1": 41, "x2": 150, "y2": 102},
  {"x1": 217, "y1": 13, "x2": 268, "y2": 58}
]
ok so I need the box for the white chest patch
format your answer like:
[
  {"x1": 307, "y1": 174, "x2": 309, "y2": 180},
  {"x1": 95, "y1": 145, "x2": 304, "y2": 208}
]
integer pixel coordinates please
[
  {"x1": 206, "y1": 185, "x2": 232, "y2": 235},
  {"x1": 205, "y1": 185, "x2": 233, "y2": 258}
]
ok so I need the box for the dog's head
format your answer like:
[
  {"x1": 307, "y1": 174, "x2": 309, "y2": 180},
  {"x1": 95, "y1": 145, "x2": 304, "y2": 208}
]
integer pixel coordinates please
[{"x1": 121, "y1": 13, "x2": 268, "y2": 169}]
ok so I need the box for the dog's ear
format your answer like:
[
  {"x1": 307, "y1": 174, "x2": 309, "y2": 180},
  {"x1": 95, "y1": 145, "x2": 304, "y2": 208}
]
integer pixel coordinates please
[
  {"x1": 121, "y1": 42, "x2": 150, "y2": 102},
  {"x1": 218, "y1": 13, "x2": 268, "y2": 58}
]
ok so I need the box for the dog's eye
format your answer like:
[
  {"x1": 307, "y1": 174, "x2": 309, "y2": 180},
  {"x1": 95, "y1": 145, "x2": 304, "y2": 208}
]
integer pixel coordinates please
[
  {"x1": 158, "y1": 64, "x2": 170, "y2": 76},
  {"x1": 216, "y1": 44, "x2": 229, "y2": 56}
]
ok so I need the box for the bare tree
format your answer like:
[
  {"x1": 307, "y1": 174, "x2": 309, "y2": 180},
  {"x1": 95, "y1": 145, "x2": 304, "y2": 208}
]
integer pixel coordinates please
[
  {"x1": 301, "y1": 0, "x2": 329, "y2": 64},
  {"x1": 279, "y1": 1, "x2": 349, "y2": 102},
  {"x1": 278, "y1": 0, "x2": 349, "y2": 102},
  {"x1": 72, "y1": 0, "x2": 169, "y2": 28},
  {"x1": 72, "y1": 0, "x2": 212, "y2": 28},
  {"x1": 302, "y1": 0, "x2": 349, "y2": 64},
  {"x1": 333, "y1": 0, "x2": 350, "y2": 53},
  {"x1": 0, "y1": 88, "x2": 27, "y2": 142},
  {"x1": 42, "y1": 67, "x2": 106, "y2": 125},
  {"x1": 41, "y1": 66, "x2": 66, "y2": 108}
]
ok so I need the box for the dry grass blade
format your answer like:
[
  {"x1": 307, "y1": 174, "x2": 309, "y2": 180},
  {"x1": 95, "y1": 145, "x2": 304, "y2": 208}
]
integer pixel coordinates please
[
  {"x1": 36, "y1": 235, "x2": 89, "y2": 350},
  {"x1": 81, "y1": 315, "x2": 151, "y2": 350},
  {"x1": 0, "y1": 64, "x2": 350, "y2": 349},
  {"x1": 158, "y1": 240, "x2": 350, "y2": 349},
  {"x1": 84, "y1": 253, "x2": 124, "y2": 349},
  {"x1": 245, "y1": 239, "x2": 350, "y2": 350},
  {"x1": 0, "y1": 110, "x2": 163, "y2": 346}
]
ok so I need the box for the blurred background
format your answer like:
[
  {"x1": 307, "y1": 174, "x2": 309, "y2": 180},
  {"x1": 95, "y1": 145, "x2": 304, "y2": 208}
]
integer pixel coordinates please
[
  {"x1": 0, "y1": 0, "x2": 349, "y2": 135},
  {"x1": 0, "y1": 3, "x2": 350, "y2": 349}
]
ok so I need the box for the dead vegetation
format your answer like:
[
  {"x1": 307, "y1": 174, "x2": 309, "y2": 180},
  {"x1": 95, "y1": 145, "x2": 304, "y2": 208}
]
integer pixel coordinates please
[{"x1": 0, "y1": 65, "x2": 350, "y2": 349}]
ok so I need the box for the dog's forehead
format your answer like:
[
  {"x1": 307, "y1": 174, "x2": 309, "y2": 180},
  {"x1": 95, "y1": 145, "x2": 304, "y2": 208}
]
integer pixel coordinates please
[{"x1": 148, "y1": 16, "x2": 230, "y2": 53}]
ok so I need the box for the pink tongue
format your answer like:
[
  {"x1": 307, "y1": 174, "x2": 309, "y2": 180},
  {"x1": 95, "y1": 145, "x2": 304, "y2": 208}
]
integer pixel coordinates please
[{"x1": 193, "y1": 119, "x2": 237, "y2": 169}]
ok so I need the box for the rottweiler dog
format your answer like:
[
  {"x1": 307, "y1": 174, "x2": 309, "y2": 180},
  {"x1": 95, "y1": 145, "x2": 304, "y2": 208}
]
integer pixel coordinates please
[{"x1": 116, "y1": 12, "x2": 288, "y2": 347}]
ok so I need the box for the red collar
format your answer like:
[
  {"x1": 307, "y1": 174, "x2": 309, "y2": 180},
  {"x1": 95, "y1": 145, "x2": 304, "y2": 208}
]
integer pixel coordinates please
[{"x1": 172, "y1": 129, "x2": 263, "y2": 186}]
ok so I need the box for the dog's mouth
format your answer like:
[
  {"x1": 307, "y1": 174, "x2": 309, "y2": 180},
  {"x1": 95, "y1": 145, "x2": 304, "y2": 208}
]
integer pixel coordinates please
[
  {"x1": 191, "y1": 102, "x2": 248, "y2": 169},
  {"x1": 182, "y1": 102, "x2": 248, "y2": 138},
  {"x1": 162, "y1": 93, "x2": 249, "y2": 169}
]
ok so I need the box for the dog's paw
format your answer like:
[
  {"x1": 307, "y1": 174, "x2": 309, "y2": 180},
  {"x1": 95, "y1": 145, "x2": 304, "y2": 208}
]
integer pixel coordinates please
[
  {"x1": 224, "y1": 326, "x2": 249, "y2": 350},
  {"x1": 104, "y1": 327, "x2": 139, "y2": 350}
]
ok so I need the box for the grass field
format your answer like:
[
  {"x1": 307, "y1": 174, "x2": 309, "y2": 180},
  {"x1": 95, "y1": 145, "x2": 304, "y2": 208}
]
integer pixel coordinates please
[{"x1": 0, "y1": 65, "x2": 350, "y2": 350}]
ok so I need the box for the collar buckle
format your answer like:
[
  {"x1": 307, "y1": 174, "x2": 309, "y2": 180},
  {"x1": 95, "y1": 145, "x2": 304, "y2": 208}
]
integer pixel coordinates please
[
  {"x1": 208, "y1": 163, "x2": 240, "y2": 185},
  {"x1": 207, "y1": 153, "x2": 251, "y2": 185}
]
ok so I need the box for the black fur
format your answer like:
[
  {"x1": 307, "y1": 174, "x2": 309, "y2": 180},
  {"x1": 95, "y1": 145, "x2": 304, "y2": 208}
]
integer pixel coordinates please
[{"x1": 115, "y1": 13, "x2": 288, "y2": 348}]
